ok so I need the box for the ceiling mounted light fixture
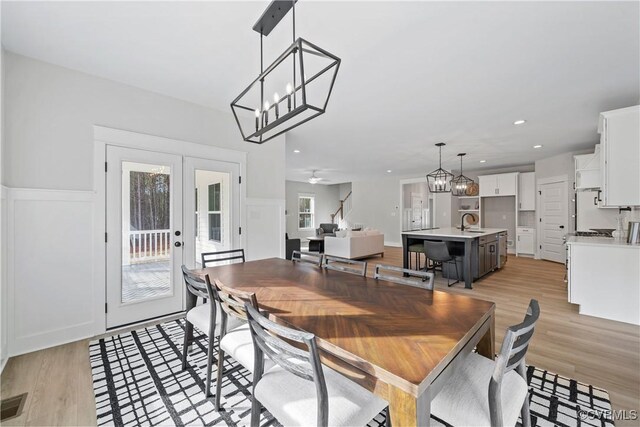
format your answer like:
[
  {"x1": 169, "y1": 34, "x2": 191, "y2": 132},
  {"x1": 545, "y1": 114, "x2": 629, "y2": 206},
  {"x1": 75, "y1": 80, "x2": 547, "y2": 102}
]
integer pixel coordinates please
[
  {"x1": 308, "y1": 170, "x2": 322, "y2": 184},
  {"x1": 231, "y1": 0, "x2": 341, "y2": 144},
  {"x1": 533, "y1": 144, "x2": 543, "y2": 148},
  {"x1": 450, "y1": 153, "x2": 475, "y2": 197},
  {"x1": 514, "y1": 119, "x2": 527, "y2": 125},
  {"x1": 426, "y1": 143, "x2": 454, "y2": 193}
]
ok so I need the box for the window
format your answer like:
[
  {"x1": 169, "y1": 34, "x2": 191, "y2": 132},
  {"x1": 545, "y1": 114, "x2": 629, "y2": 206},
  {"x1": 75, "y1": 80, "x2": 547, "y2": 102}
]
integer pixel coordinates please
[
  {"x1": 208, "y1": 183, "x2": 222, "y2": 242},
  {"x1": 298, "y1": 194, "x2": 315, "y2": 230}
]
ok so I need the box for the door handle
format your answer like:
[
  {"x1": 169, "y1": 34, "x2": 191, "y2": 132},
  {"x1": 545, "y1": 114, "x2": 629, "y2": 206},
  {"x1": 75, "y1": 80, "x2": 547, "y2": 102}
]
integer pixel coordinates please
[
  {"x1": 175, "y1": 230, "x2": 181, "y2": 236},
  {"x1": 559, "y1": 225, "x2": 565, "y2": 229},
  {"x1": 174, "y1": 241, "x2": 182, "y2": 247}
]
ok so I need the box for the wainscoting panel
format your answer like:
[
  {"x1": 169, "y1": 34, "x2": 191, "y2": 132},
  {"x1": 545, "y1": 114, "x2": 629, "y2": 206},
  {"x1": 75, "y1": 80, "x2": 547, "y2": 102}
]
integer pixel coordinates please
[
  {"x1": 245, "y1": 198, "x2": 285, "y2": 261},
  {"x1": 8, "y1": 189, "x2": 96, "y2": 356}
]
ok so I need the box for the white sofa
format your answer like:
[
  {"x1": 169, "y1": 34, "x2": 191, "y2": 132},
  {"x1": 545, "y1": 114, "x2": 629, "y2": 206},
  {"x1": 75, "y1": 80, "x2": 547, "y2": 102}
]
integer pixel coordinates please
[{"x1": 324, "y1": 230, "x2": 384, "y2": 260}]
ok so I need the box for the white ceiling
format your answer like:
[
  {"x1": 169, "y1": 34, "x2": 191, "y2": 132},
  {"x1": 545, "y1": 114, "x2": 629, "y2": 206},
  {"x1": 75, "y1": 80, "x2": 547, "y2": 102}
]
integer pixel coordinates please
[{"x1": 3, "y1": 1, "x2": 639, "y2": 184}]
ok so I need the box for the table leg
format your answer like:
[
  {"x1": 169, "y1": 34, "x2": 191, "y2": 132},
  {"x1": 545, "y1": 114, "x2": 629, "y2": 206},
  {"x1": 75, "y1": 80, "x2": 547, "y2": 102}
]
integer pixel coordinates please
[
  {"x1": 463, "y1": 239, "x2": 473, "y2": 289},
  {"x1": 388, "y1": 386, "x2": 431, "y2": 427},
  {"x1": 476, "y1": 312, "x2": 495, "y2": 359}
]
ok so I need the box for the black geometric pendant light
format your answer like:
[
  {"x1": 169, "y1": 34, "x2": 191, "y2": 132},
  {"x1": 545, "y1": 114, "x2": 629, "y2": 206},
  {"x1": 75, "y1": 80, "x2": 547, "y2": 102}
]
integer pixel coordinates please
[
  {"x1": 426, "y1": 143, "x2": 454, "y2": 193},
  {"x1": 450, "y1": 153, "x2": 475, "y2": 196},
  {"x1": 231, "y1": 0, "x2": 341, "y2": 144}
]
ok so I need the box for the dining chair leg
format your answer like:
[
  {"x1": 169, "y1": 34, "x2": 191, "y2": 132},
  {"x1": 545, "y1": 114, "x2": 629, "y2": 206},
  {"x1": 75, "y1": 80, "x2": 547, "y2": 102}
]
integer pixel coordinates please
[
  {"x1": 214, "y1": 348, "x2": 226, "y2": 411},
  {"x1": 181, "y1": 321, "x2": 193, "y2": 371},
  {"x1": 250, "y1": 393, "x2": 262, "y2": 427},
  {"x1": 521, "y1": 392, "x2": 532, "y2": 427},
  {"x1": 205, "y1": 335, "x2": 215, "y2": 397}
]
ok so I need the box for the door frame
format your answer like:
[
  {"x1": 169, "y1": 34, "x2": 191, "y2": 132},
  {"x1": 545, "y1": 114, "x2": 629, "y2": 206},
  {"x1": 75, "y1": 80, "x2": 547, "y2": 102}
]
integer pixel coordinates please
[
  {"x1": 93, "y1": 126, "x2": 247, "y2": 335},
  {"x1": 535, "y1": 174, "x2": 568, "y2": 260}
]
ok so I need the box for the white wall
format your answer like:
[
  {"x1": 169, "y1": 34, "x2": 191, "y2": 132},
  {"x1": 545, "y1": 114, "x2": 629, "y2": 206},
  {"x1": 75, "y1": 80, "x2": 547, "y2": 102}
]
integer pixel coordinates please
[
  {"x1": 350, "y1": 178, "x2": 401, "y2": 246},
  {"x1": 2, "y1": 52, "x2": 286, "y2": 356},
  {"x1": 0, "y1": 36, "x2": 8, "y2": 371},
  {"x1": 285, "y1": 181, "x2": 340, "y2": 239}
]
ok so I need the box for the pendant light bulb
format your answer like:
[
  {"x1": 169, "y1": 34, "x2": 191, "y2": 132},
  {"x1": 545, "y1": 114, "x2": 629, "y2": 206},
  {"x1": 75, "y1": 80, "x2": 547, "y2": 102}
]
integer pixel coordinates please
[
  {"x1": 286, "y1": 83, "x2": 293, "y2": 95},
  {"x1": 274, "y1": 92, "x2": 280, "y2": 103},
  {"x1": 264, "y1": 101, "x2": 270, "y2": 111},
  {"x1": 254, "y1": 108, "x2": 260, "y2": 117}
]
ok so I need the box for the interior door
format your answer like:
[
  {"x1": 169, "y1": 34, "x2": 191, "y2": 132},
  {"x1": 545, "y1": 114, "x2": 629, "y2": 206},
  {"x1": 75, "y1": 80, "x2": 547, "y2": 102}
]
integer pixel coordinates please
[
  {"x1": 539, "y1": 181, "x2": 568, "y2": 263},
  {"x1": 183, "y1": 157, "x2": 241, "y2": 268},
  {"x1": 411, "y1": 193, "x2": 423, "y2": 230},
  {"x1": 106, "y1": 146, "x2": 183, "y2": 328}
]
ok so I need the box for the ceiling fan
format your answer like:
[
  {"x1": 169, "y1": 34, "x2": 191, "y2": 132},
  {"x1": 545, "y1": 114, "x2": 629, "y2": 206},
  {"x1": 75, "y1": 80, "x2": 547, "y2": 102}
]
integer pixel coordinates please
[{"x1": 308, "y1": 170, "x2": 323, "y2": 184}]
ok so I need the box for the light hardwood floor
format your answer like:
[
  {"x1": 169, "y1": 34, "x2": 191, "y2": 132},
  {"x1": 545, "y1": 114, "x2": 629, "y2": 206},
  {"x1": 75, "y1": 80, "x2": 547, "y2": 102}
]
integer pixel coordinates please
[{"x1": 1, "y1": 248, "x2": 639, "y2": 426}]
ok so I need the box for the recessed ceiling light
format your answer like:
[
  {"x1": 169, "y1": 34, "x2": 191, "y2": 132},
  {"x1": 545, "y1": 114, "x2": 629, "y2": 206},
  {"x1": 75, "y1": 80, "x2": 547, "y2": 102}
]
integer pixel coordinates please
[
  {"x1": 386, "y1": 169, "x2": 392, "y2": 173},
  {"x1": 533, "y1": 144, "x2": 543, "y2": 149},
  {"x1": 514, "y1": 119, "x2": 527, "y2": 125},
  {"x1": 293, "y1": 149, "x2": 300, "y2": 153},
  {"x1": 479, "y1": 160, "x2": 486, "y2": 163}
]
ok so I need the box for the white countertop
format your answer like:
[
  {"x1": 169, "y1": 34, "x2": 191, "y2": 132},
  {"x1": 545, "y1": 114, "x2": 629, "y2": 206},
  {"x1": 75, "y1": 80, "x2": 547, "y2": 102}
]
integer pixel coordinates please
[
  {"x1": 566, "y1": 235, "x2": 640, "y2": 248},
  {"x1": 402, "y1": 227, "x2": 508, "y2": 239}
]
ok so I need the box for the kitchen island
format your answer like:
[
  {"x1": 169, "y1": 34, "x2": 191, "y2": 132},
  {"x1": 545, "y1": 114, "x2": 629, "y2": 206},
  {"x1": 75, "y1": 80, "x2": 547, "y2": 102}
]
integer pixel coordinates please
[{"x1": 402, "y1": 227, "x2": 508, "y2": 289}]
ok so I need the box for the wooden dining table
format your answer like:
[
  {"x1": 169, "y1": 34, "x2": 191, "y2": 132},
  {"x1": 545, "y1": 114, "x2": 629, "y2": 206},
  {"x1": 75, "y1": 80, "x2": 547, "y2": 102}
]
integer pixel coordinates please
[{"x1": 198, "y1": 258, "x2": 495, "y2": 426}]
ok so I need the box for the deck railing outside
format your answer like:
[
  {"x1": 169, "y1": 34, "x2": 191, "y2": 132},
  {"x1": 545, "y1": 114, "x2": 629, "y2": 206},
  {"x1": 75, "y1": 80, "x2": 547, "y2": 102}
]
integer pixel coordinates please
[{"x1": 126, "y1": 229, "x2": 171, "y2": 264}]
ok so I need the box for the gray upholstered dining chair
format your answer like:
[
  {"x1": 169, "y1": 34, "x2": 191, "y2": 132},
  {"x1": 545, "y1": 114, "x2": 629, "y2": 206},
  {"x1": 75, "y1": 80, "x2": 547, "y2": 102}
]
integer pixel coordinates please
[
  {"x1": 291, "y1": 250, "x2": 323, "y2": 266},
  {"x1": 431, "y1": 299, "x2": 540, "y2": 427},
  {"x1": 423, "y1": 241, "x2": 460, "y2": 287},
  {"x1": 209, "y1": 278, "x2": 274, "y2": 411},
  {"x1": 323, "y1": 255, "x2": 367, "y2": 276},
  {"x1": 201, "y1": 248, "x2": 245, "y2": 268},
  {"x1": 373, "y1": 264, "x2": 434, "y2": 290},
  {"x1": 245, "y1": 303, "x2": 389, "y2": 427},
  {"x1": 180, "y1": 266, "x2": 242, "y2": 397}
]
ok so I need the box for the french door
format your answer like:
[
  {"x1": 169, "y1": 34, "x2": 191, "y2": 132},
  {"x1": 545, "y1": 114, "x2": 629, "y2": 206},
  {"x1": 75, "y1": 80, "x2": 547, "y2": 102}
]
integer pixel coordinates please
[
  {"x1": 105, "y1": 146, "x2": 241, "y2": 328},
  {"x1": 106, "y1": 146, "x2": 184, "y2": 328}
]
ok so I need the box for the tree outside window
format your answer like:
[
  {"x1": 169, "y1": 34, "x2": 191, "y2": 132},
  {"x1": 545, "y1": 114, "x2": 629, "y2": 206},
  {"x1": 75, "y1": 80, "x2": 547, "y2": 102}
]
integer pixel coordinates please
[{"x1": 298, "y1": 195, "x2": 315, "y2": 230}]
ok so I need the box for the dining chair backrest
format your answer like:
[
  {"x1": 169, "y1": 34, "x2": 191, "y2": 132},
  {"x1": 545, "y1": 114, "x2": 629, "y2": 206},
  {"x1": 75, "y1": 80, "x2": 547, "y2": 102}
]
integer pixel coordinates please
[
  {"x1": 323, "y1": 255, "x2": 367, "y2": 277},
  {"x1": 201, "y1": 249, "x2": 246, "y2": 268},
  {"x1": 181, "y1": 265, "x2": 209, "y2": 301},
  {"x1": 291, "y1": 250, "x2": 323, "y2": 267},
  {"x1": 423, "y1": 241, "x2": 452, "y2": 263},
  {"x1": 211, "y1": 278, "x2": 258, "y2": 323},
  {"x1": 489, "y1": 299, "x2": 540, "y2": 425},
  {"x1": 373, "y1": 264, "x2": 434, "y2": 290},
  {"x1": 245, "y1": 303, "x2": 329, "y2": 427}
]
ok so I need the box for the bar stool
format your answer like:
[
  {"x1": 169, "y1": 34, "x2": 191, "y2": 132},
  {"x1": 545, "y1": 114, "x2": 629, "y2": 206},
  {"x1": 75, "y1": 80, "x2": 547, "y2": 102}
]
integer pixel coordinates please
[
  {"x1": 423, "y1": 241, "x2": 460, "y2": 287},
  {"x1": 408, "y1": 243, "x2": 426, "y2": 270}
]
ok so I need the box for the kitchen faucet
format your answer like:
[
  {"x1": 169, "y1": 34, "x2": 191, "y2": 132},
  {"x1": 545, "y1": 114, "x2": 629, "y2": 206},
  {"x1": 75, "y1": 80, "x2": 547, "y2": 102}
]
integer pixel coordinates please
[{"x1": 460, "y1": 212, "x2": 477, "y2": 232}]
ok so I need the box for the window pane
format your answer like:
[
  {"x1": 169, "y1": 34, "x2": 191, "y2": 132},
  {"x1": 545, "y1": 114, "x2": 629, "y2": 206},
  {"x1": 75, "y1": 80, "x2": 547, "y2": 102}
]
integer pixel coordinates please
[
  {"x1": 209, "y1": 213, "x2": 221, "y2": 241},
  {"x1": 299, "y1": 197, "x2": 311, "y2": 213},
  {"x1": 208, "y1": 183, "x2": 221, "y2": 212},
  {"x1": 299, "y1": 213, "x2": 313, "y2": 229}
]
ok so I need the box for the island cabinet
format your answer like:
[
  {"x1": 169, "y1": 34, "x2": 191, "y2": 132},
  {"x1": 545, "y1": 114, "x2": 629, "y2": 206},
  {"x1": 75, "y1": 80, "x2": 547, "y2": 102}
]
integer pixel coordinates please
[{"x1": 478, "y1": 172, "x2": 518, "y2": 197}]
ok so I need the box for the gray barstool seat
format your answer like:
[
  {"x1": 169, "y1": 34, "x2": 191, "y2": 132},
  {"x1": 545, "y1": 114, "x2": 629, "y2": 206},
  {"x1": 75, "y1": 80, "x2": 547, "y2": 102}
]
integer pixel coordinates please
[{"x1": 423, "y1": 241, "x2": 460, "y2": 287}]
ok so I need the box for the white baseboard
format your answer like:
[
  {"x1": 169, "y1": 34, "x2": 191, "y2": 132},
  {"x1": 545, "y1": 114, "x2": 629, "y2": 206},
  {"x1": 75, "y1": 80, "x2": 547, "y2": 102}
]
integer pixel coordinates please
[{"x1": 384, "y1": 241, "x2": 402, "y2": 247}]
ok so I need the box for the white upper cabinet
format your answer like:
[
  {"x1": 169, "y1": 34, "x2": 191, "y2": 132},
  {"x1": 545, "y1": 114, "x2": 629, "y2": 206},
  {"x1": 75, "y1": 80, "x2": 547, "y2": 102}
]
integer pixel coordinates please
[
  {"x1": 518, "y1": 172, "x2": 535, "y2": 210},
  {"x1": 478, "y1": 175, "x2": 497, "y2": 197},
  {"x1": 479, "y1": 173, "x2": 518, "y2": 197},
  {"x1": 599, "y1": 106, "x2": 640, "y2": 207},
  {"x1": 574, "y1": 145, "x2": 601, "y2": 190}
]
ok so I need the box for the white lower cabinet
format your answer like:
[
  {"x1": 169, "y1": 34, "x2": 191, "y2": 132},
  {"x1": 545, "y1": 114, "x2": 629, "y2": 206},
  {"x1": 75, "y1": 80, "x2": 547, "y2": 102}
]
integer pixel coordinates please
[
  {"x1": 516, "y1": 227, "x2": 535, "y2": 255},
  {"x1": 567, "y1": 240, "x2": 640, "y2": 325}
]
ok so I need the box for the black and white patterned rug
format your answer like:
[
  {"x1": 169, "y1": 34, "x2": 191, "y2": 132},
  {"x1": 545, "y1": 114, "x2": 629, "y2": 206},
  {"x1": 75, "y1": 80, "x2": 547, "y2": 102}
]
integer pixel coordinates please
[{"x1": 90, "y1": 319, "x2": 615, "y2": 427}]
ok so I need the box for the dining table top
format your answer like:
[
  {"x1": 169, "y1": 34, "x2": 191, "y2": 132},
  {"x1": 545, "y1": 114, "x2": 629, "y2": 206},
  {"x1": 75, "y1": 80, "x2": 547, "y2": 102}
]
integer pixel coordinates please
[{"x1": 197, "y1": 257, "x2": 495, "y2": 396}]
